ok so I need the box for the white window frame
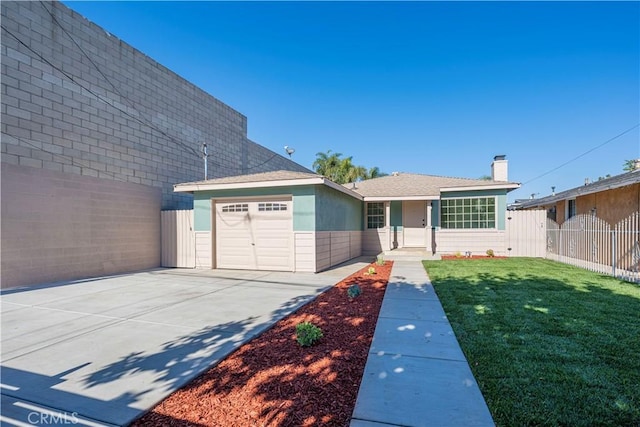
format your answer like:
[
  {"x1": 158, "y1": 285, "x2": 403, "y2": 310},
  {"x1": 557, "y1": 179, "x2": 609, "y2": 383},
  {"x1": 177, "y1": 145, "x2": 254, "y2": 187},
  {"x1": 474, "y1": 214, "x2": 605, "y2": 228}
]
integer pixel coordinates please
[
  {"x1": 221, "y1": 203, "x2": 248, "y2": 213},
  {"x1": 566, "y1": 199, "x2": 576, "y2": 220},
  {"x1": 440, "y1": 196, "x2": 497, "y2": 229},
  {"x1": 366, "y1": 202, "x2": 385, "y2": 229}
]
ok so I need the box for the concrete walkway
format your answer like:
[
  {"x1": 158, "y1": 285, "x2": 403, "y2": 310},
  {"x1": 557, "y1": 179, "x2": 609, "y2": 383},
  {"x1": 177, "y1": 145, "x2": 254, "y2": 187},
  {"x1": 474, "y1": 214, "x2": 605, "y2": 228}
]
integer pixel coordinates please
[
  {"x1": 0, "y1": 259, "x2": 369, "y2": 426},
  {"x1": 351, "y1": 260, "x2": 495, "y2": 427}
]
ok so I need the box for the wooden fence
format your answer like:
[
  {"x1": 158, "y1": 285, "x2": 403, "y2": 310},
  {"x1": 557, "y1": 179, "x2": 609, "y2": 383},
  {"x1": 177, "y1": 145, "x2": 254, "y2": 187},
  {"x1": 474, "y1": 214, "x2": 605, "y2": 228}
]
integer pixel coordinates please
[
  {"x1": 505, "y1": 209, "x2": 547, "y2": 257},
  {"x1": 546, "y1": 212, "x2": 640, "y2": 283},
  {"x1": 159, "y1": 208, "x2": 640, "y2": 283},
  {"x1": 160, "y1": 210, "x2": 195, "y2": 268}
]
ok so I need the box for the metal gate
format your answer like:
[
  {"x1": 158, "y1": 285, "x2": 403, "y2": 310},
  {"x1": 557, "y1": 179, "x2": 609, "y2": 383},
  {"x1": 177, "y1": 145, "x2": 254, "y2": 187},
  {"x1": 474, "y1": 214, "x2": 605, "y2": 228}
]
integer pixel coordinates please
[{"x1": 546, "y1": 212, "x2": 640, "y2": 283}]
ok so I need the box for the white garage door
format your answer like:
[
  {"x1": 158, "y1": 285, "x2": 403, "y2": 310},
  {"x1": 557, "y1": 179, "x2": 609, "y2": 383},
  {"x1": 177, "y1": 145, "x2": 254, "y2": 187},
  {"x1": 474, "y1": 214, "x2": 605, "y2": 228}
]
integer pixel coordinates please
[{"x1": 215, "y1": 198, "x2": 293, "y2": 271}]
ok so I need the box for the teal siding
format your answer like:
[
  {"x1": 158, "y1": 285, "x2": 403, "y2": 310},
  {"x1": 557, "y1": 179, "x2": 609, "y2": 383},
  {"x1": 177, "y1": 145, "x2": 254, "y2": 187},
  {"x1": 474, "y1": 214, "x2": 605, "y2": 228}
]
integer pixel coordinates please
[
  {"x1": 315, "y1": 185, "x2": 363, "y2": 231},
  {"x1": 390, "y1": 201, "x2": 403, "y2": 227},
  {"x1": 440, "y1": 189, "x2": 508, "y2": 230},
  {"x1": 431, "y1": 200, "x2": 440, "y2": 227},
  {"x1": 496, "y1": 193, "x2": 507, "y2": 230},
  {"x1": 292, "y1": 189, "x2": 316, "y2": 232},
  {"x1": 390, "y1": 201, "x2": 403, "y2": 241},
  {"x1": 194, "y1": 197, "x2": 211, "y2": 231},
  {"x1": 192, "y1": 185, "x2": 316, "y2": 232}
]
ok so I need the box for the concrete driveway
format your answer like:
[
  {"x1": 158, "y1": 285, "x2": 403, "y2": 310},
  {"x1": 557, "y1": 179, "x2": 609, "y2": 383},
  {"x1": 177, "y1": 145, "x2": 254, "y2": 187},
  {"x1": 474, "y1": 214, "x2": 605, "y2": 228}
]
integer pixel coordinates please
[{"x1": 1, "y1": 259, "x2": 369, "y2": 426}]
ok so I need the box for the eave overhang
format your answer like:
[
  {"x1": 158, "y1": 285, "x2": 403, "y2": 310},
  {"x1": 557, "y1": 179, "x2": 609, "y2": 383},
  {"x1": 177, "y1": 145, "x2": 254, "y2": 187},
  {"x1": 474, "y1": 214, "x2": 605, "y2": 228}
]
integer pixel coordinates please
[{"x1": 174, "y1": 177, "x2": 363, "y2": 200}]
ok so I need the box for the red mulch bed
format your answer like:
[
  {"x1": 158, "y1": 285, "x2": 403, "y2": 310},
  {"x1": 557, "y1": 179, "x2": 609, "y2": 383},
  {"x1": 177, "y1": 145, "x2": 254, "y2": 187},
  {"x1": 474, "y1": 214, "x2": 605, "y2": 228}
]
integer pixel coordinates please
[{"x1": 134, "y1": 261, "x2": 393, "y2": 427}]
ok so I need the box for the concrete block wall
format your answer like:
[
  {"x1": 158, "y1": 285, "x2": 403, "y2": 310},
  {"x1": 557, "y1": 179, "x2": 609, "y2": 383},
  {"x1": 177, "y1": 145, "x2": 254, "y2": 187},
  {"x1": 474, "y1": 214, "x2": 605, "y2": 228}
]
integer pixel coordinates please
[
  {"x1": 1, "y1": 163, "x2": 162, "y2": 288},
  {"x1": 0, "y1": 1, "x2": 309, "y2": 288},
  {"x1": 1, "y1": 1, "x2": 308, "y2": 208}
]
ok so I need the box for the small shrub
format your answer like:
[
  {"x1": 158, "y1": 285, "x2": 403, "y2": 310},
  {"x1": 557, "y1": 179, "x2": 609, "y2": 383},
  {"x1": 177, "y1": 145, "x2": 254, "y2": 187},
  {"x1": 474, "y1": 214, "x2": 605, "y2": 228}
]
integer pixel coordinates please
[
  {"x1": 376, "y1": 255, "x2": 385, "y2": 266},
  {"x1": 486, "y1": 249, "x2": 495, "y2": 257},
  {"x1": 347, "y1": 284, "x2": 362, "y2": 300},
  {"x1": 365, "y1": 266, "x2": 376, "y2": 275},
  {"x1": 454, "y1": 251, "x2": 462, "y2": 258},
  {"x1": 295, "y1": 322, "x2": 323, "y2": 347}
]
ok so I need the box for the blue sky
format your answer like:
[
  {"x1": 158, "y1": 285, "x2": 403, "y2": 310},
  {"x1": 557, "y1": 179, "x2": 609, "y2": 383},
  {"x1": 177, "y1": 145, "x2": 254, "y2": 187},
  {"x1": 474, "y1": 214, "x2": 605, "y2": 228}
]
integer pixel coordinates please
[{"x1": 64, "y1": 1, "x2": 639, "y2": 202}]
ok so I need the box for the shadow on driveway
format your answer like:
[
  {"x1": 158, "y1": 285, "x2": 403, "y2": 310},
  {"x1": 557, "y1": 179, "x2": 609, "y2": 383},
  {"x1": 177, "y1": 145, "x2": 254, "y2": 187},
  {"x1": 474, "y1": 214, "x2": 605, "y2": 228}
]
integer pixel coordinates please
[{"x1": 1, "y1": 264, "x2": 368, "y2": 426}]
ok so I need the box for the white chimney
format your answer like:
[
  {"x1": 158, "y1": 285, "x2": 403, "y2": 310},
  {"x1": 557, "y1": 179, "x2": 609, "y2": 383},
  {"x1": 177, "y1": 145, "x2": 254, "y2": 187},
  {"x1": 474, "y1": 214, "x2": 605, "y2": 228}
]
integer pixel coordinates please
[{"x1": 491, "y1": 155, "x2": 508, "y2": 182}]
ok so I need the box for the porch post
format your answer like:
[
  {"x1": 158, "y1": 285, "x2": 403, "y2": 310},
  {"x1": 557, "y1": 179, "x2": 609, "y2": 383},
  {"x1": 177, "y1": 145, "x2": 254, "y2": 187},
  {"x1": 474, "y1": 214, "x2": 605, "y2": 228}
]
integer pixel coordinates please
[
  {"x1": 385, "y1": 201, "x2": 391, "y2": 251},
  {"x1": 426, "y1": 201, "x2": 432, "y2": 250}
]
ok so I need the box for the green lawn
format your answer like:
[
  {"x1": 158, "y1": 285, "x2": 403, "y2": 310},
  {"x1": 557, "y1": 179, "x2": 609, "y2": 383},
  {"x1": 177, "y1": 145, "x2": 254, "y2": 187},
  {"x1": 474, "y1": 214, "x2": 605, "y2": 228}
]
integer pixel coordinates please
[{"x1": 423, "y1": 258, "x2": 640, "y2": 427}]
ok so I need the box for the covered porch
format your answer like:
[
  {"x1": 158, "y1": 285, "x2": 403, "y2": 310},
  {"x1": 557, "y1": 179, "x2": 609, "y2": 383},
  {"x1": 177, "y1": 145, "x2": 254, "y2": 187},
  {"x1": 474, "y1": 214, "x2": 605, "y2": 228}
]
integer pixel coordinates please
[{"x1": 362, "y1": 199, "x2": 439, "y2": 256}]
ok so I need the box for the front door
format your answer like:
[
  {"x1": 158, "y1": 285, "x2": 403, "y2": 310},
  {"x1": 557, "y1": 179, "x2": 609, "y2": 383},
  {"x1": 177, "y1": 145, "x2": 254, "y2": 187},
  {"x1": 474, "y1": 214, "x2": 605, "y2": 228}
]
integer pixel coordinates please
[{"x1": 403, "y1": 201, "x2": 426, "y2": 247}]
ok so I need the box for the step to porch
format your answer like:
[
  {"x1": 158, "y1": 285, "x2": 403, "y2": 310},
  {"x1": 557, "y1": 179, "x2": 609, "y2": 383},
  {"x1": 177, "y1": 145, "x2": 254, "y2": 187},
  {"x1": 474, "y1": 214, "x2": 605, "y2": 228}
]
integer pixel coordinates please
[{"x1": 381, "y1": 248, "x2": 442, "y2": 261}]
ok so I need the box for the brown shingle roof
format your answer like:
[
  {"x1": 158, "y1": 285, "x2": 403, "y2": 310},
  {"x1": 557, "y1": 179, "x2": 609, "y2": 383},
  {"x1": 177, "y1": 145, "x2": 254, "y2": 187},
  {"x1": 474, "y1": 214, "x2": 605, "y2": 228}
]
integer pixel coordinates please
[
  {"x1": 175, "y1": 170, "x2": 519, "y2": 198},
  {"x1": 517, "y1": 170, "x2": 640, "y2": 209},
  {"x1": 348, "y1": 173, "x2": 519, "y2": 198}
]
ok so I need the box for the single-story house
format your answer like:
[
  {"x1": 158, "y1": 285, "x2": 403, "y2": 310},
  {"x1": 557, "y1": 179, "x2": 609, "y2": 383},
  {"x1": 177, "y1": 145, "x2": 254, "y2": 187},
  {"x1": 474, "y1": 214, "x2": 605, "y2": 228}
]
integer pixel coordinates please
[
  {"x1": 516, "y1": 166, "x2": 640, "y2": 226},
  {"x1": 173, "y1": 156, "x2": 520, "y2": 272}
]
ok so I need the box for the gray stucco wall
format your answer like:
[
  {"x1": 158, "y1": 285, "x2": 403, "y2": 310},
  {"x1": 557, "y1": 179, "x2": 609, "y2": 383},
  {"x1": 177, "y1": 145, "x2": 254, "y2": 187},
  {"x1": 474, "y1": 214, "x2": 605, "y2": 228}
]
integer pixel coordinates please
[{"x1": 0, "y1": 1, "x2": 309, "y2": 288}]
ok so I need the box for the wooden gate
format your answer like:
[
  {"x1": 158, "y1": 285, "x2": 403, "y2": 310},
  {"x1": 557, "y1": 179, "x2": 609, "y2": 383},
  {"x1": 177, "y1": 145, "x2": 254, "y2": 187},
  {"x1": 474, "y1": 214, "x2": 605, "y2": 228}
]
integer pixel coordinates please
[
  {"x1": 161, "y1": 210, "x2": 195, "y2": 268},
  {"x1": 505, "y1": 209, "x2": 547, "y2": 257}
]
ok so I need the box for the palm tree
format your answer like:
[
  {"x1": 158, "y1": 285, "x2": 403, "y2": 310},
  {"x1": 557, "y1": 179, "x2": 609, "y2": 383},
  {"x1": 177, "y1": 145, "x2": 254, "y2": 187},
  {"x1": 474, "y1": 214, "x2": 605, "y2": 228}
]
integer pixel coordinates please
[
  {"x1": 312, "y1": 150, "x2": 386, "y2": 184},
  {"x1": 338, "y1": 157, "x2": 364, "y2": 183},
  {"x1": 313, "y1": 150, "x2": 343, "y2": 181},
  {"x1": 363, "y1": 166, "x2": 387, "y2": 180},
  {"x1": 623, "y1": 159, "x2": 637, "y2": 172}
]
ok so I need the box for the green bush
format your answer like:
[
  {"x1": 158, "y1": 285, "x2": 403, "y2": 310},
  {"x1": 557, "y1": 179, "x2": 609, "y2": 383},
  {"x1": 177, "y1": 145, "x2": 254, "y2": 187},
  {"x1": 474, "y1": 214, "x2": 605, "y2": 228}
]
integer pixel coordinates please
[
  {"x1": 486, "y1": 249, "x2": 495, "y2": 257},
  {"x1": 376, "y1": 255, "x2": 385, "y2": 266},
  {"x1": 365, "y1": 267, "x2": 376, "y2": 275},
  {"x1": 295, "y1": 321, "x2": 323, "y2": 347},
  {"x1": 347, "y1": 284, "x2": 362, "y2": 299}
]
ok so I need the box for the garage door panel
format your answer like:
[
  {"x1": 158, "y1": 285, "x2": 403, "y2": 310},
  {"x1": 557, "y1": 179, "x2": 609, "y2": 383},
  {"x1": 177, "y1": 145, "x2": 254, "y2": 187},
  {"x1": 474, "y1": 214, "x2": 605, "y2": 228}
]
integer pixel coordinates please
[
  {"x1": 215, "y1": 199, "x2": 292, "y2": 271},
  {"x1": 256, "y1": 236, "x2": 289, "y2": 249}
]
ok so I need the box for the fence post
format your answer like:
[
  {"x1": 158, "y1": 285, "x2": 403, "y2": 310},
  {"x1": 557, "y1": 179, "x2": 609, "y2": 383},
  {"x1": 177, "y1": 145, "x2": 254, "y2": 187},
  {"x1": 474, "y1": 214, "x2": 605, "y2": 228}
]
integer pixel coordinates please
[
  {"x1": 611, "y1": 229, "x2": 617, "y2": 278},
  {"x1": 558, "y1": 226, "x2": 563, "y2": 262}
]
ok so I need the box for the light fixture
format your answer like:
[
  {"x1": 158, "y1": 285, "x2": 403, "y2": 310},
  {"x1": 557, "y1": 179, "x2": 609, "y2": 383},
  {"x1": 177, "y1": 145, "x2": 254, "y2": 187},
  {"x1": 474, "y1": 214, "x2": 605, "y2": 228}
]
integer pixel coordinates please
[
  {"x1": 201, "y1": 142, "x2": 208, "y2": 180},
  {"x1": 284, "y1": 146, "x2": 295, "y2": 157}
]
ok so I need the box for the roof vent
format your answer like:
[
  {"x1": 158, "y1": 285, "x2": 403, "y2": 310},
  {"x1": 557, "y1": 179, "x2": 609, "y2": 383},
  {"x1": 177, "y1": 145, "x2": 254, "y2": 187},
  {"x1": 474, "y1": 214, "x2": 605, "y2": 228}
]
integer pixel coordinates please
[
  {"x1": 494, "y1": 154, "x2": 506, "y2": 161},
  {"x1": 391, "y1": 171, "x2": 399, "y2": 176}
]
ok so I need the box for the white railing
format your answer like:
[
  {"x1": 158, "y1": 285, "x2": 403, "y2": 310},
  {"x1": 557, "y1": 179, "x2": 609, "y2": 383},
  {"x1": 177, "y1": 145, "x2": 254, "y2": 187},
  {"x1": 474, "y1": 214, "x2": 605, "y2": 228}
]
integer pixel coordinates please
[{"x1": 546, "y1": 212, "x2": 640, "y2": 283}]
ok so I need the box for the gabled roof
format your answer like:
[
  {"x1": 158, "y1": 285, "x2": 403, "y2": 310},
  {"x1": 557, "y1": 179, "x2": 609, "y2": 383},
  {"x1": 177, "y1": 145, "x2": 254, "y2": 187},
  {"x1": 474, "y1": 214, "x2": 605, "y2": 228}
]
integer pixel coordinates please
[
  {"x1": 174, "y1": 170, "x2": 520, "y2": 201},
  {"x1": 177, "y1": 170, "x2": 320, "y2": 186},
  {"x1": 347, "y1": 173, "x2": 520, "y2": 200},
  {"x1": 518, "y1": 170, "x2": 640, "y2": 209},
  {"x1": 173, "y1": 170, "x2": 363, "y2": 199}
]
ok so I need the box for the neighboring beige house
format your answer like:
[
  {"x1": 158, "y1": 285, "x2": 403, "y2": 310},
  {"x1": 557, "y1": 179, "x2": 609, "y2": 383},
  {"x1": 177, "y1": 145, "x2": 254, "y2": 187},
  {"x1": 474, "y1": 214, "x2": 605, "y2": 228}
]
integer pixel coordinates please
[{"x1": 516, "y1": 167, "x2": 640, "y2": 226}]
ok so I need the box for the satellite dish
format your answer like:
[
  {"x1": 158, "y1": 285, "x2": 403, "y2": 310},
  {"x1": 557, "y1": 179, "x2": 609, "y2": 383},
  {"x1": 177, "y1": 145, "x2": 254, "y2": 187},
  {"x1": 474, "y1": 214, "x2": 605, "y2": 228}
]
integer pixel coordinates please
[{"x1": 284, "y1": 146, "x2": 295, "y2": 157}]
